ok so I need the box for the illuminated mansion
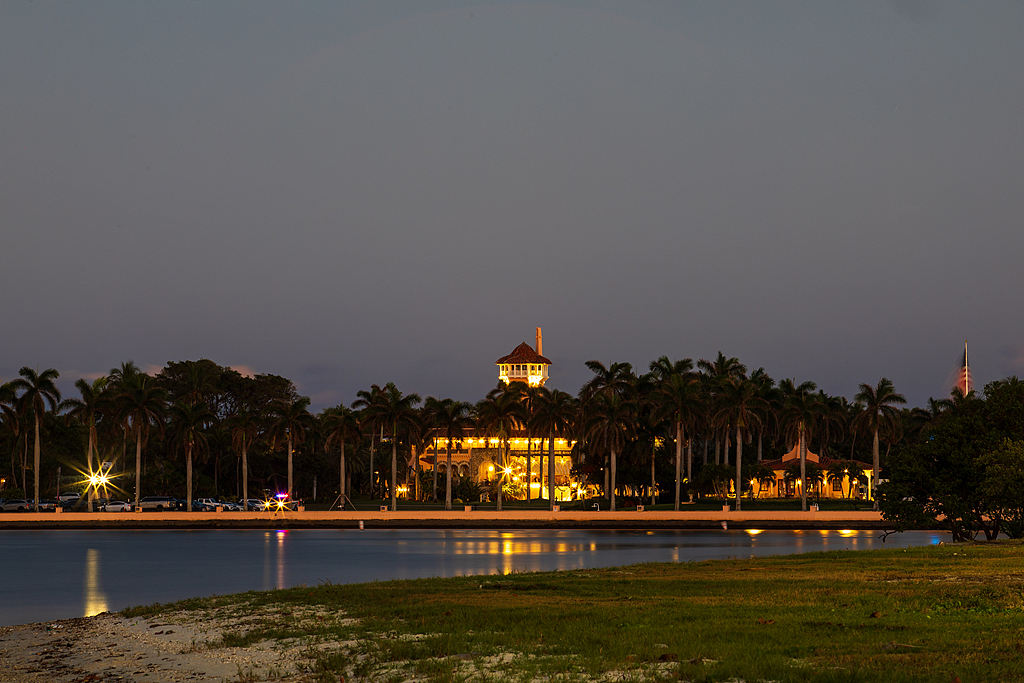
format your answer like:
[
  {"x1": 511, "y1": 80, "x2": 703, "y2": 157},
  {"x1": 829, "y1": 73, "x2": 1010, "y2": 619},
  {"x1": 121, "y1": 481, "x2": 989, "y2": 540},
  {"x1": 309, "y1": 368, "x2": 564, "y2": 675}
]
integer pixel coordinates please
[{"x1": 418, "y1": 328, "x2": 587, "y2": 502}]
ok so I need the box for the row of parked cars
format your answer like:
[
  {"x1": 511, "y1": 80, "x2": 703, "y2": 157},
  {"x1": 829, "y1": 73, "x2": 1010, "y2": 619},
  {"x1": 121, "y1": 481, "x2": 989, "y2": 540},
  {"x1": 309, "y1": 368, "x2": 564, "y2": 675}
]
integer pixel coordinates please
[{"x1": 0, "y1": 495, "x2": 298, "y2": 512}]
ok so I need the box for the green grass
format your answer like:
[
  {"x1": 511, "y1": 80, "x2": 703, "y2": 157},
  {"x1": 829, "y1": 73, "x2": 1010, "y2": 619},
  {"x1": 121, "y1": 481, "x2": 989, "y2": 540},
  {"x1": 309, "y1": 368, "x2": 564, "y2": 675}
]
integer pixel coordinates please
[{"x1": 123, "y1": 541, "x2": 1024, "y2": 681}]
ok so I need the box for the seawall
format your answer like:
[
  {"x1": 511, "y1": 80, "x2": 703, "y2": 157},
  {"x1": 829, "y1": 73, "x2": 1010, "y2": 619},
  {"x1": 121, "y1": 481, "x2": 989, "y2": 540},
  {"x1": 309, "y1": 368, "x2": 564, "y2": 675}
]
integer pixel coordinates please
[{"x1": 0, "y1": 509, "x2": 888, "y2": 530}]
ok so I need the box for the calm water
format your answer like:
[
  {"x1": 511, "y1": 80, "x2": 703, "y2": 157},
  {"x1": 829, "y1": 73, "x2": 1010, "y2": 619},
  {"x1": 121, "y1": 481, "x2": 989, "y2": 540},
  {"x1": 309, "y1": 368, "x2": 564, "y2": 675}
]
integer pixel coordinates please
[{"x1": 0, "y1": 528, "x2": 945, "y2": 626}]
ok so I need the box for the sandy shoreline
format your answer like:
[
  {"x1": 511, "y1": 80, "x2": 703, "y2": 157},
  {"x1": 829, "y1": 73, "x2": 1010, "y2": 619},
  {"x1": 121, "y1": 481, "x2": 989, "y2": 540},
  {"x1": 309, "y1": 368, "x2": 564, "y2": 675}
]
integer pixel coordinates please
[{"x1": 0, "y1": 605, "x2": 341, "y2": 682}]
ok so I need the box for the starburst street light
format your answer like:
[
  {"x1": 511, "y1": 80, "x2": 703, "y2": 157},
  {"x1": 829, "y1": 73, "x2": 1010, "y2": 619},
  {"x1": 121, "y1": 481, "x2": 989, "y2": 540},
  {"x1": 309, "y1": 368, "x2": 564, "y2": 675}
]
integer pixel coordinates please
[{"x1": 71, "y1": 461, "x2": 125, "y2": 510}]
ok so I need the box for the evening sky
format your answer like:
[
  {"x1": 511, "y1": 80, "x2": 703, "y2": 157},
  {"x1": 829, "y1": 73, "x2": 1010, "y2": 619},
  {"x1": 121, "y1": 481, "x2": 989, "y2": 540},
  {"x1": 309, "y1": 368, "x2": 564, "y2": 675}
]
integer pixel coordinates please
[{"x1": 2, "y1": 1, "x2": 1023, "y2": 408}]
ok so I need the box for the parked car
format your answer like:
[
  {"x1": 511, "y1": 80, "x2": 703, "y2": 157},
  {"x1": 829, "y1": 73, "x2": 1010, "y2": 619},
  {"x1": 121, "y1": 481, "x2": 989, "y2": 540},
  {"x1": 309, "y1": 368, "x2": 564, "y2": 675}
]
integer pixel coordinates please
[
  {"x1": 192, "y1": 499, "x2": 218, "y2": 511},
  {"x1": 57, "y1": 492, "x2": 81, "y2": 503},
  {"x1": 0, "y1": 499, "x2": 30, "y2": 512},
  {"x1": 100, "y1": 500, "x2": 133, "y2": 512},
  {"x1": 137, "y1": 496, "x2": 177, "y2": 511},
  {"x1": 38, "y1": 499, "x2": 58, "y2": 512},
  {"x1": 240, "y1": 498, "x2": 266, "y2": 511}
]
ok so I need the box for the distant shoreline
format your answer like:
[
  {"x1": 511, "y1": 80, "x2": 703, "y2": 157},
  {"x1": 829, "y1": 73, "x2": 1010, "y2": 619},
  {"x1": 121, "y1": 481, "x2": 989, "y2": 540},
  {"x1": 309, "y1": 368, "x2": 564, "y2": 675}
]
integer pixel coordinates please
[{"x1": 0, "y1": 509, "x2": 898, "y2": 531}]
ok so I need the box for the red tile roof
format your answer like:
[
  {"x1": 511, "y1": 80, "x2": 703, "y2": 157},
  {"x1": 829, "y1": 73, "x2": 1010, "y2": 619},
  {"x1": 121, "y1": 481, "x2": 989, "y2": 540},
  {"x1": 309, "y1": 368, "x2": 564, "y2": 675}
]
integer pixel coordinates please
[
  {"x1": 496, "y1": 342, "x2": 552, "y2": 365},
  {"x1": 759, "y1": 454, "x2": 872, "y2": 470}
]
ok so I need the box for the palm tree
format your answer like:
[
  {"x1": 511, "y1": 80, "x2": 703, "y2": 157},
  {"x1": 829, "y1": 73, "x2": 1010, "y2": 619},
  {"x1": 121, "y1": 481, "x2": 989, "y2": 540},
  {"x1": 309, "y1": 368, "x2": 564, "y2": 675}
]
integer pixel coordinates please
[
  {"x1": 9, "y1": 368, "x2": 61, "y2": 511},
  {"x1": 322, "y1": 406, "x2": 360, "y2": 508},
  {"x1": 107, "y1": 361, "x2": 142, "y2": 474},
  {"x1": 229, "y1": 402, "x2": 262, "y2": 508},
  {"x1": 698, "y1": 353, "x2": 746, "y2": 466},
  {"x1": 580, "y1": 361, "x2": 635, "y2": 400},
  {"x1": 0, "y1": 382, "x2": 24, "y2": 496},
  {"x1": 271, "y1": 397, "x2": 312, "y2": 499},
  {"x1": 475, "y1": 386, "x2": 525, "y2": 511},
  {"x1": 425, "y1": 398, "x2": 473, "y2": 510},
  {"x1": 649, "y1": 357, "x2": 698, "y2": 510},
  {"x1": 520, "y1": 386, "x2": 542, "y2": 503},
  {"x1": 168, "y1": 401, "x2": 213, "y2": 511},
  {"x1": 60, "y1": 377, "x2": 109, "y2": 511},
  {"x1": 353, "y1": 385, "x2": 385, "y2": 498},
  {"x1": 530, "y1": 388, "x2": 576, "y2": 509},
  {"x1": 370, "y1": 384, "x2": 421, "y2": 511},
  {"x1": 748, "y1": 368, "x2": 776, "y2": 462},
  {"x1": 779, "y1": 379, "x2": 818, "y2": 511},
  {"x1": 584, "y1": 392, "x2": 634, "y2": 511},
  {"x1": 116, "y1": 373, "x2": 166, "y2": 509},
  {"x1": 854, "y1": 378, "x2": 906, "y2": 510},
  {"x1": 421, "y1": 397, "x2": 444, "y2": 502},
  {"x1": 715, "y1": 376, "x2": 766, "y2": 511}
]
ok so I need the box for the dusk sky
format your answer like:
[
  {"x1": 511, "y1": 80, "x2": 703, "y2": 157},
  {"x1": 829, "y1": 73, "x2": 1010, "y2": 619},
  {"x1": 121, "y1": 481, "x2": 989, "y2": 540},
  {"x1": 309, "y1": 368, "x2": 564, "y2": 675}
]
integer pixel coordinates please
[{"x1": 3, "y1": 1, "x2": 1023, "y2": 409}]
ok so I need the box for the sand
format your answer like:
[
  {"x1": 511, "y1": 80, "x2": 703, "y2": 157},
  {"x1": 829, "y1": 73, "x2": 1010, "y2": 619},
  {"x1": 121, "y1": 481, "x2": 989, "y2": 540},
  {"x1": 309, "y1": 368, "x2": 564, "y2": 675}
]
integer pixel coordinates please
[{"x1": 0, "y1": 606, "x2": 335, "y2": 682}]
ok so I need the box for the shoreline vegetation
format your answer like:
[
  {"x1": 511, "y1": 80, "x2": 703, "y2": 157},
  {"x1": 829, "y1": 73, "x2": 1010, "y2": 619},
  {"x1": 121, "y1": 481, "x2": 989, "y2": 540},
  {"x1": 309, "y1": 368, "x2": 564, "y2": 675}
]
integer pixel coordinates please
[{"x1": 0, "y1": 541, "x2": 1020, "y2": 682}]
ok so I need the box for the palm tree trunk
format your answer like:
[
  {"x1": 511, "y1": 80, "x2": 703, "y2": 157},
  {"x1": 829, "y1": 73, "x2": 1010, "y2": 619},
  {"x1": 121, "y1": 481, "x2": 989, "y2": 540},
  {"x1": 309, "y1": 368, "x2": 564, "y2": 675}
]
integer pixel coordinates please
[
  {"x1": 10, "y1": 436, "x2": 18, "y2": 498},
  {"x1": 120, "y1": 427, "x2": 127, "y2": 480},
  {"x1": 610, "y1": 446, "x2": 617, "y2": 512},
  {"x1": 431, "y1": 439, "x2": 438, "y2": 502},
  {"x1": 32, "y1": 414, "x2": 40, "y2": 512},
  {"x1": 445, "y1": 435, "x2": 453, "y2": 511},
  {"x1": 496, "y1": 439, "x2": 504, "y2": 512},
  {"x1": 735, "y1": 424, "x2": 743, "y2": 512},
  {"x1": 539, "y1": 440, "x2": 545, "y2": 501},
  {"x1": 799, "y1": 426, "x2": 807, "y2": 512},
  {"x1": 674, "y1": 421, "x2": 683, "y2": 511},
  {"x1": 242, "y1": 440, "x2": 249, "y2": 508},
  {"x1": 390, "y1": 427, "x2": 398, "y2": 511},
  {"x1": 86, "y1": 428, "x2": 95, "y2": 513},
  {"x1": 714, "y1": 438, "x2": 720, "y2": 465},
  {"x1": 186, "y1": 444, "x2": 193, "y2": 512},
  {"x1": 368, "y1": 437, "x2": 376, "y2": 498},
  {"x1": 686, "y1": 440, "x2": 693, "y2": 501},
  {"x1": 548, "y1": 431, "x2": 555, "y2": 510},
  {"x1": 287, "y1": 434, "x2": 294, "y2": 498},
  {"x1": 338, "y1": 441, "x2": 344, "y2": 508},
  {"x1": 702, "y1": 438, "x2": 708, "y2": 465},
  {"x1": 757, "y1": 431, "x2": 763, "y2": 462},
  {"x1": 872, "y1": 427, "x2": 880, "y2": 510},
  {"x1": 525, "y1": 438, "x2": 532, "y2": 503},
  {"x1": 135, "y1": 429, "x2": 143, "y2": 509},
  {"x1": 411, "y1": 444, "x2": 420, "y2": 502},
  {"x1": 603, "y1": 454, "x2": 609, "y2": 501}
]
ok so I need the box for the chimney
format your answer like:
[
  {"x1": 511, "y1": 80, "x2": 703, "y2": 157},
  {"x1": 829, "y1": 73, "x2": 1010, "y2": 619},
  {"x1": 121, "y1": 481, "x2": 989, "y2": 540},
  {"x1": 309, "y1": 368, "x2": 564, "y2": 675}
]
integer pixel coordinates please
[{"x1": 535, "y1": 327, "x2": 543, "y2": 356}]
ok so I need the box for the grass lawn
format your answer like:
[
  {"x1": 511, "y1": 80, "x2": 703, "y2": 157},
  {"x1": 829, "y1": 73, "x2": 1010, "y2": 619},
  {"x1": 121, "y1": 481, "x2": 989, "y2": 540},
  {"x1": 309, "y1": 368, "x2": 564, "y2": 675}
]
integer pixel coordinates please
[{"x1": 125, "y1": 541, "x2": 1024, "y2": 682}]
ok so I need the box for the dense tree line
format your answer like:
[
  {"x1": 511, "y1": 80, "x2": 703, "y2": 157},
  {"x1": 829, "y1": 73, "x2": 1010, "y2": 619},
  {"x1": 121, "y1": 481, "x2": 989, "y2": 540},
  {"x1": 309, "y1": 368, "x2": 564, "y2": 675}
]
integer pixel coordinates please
[
  {"x1": 2, "y1": 355, "x2": 1016, "y2": 524},
  {"x1": 879, "y1": 378, "x2": 1024, "y2": 540}
]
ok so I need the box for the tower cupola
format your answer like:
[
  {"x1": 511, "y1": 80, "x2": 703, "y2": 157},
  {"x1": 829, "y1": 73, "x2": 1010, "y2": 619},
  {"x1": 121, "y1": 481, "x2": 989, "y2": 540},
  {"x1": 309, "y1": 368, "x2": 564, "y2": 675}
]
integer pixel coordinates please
[{"x1": 496, "y1": 328, "x2": 551, "y2": 387}]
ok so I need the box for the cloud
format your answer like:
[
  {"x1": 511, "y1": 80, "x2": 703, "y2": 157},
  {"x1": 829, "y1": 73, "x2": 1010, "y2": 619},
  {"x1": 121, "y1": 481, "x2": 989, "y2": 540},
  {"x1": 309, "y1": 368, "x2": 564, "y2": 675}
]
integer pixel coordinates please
[{"x1": 229, "y1": 365, "x2": 257, "y2": 378}]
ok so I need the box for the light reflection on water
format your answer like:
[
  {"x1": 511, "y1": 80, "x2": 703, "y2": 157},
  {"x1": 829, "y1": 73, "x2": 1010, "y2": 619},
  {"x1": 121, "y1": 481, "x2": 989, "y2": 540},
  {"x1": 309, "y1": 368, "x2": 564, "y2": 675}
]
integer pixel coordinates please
[
  {"x1": 0, "y1": 528, "x2": 946, "y2": 627},
  {"x1": 82, "y1": 548, "x2": 108, "y2": 617}
]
